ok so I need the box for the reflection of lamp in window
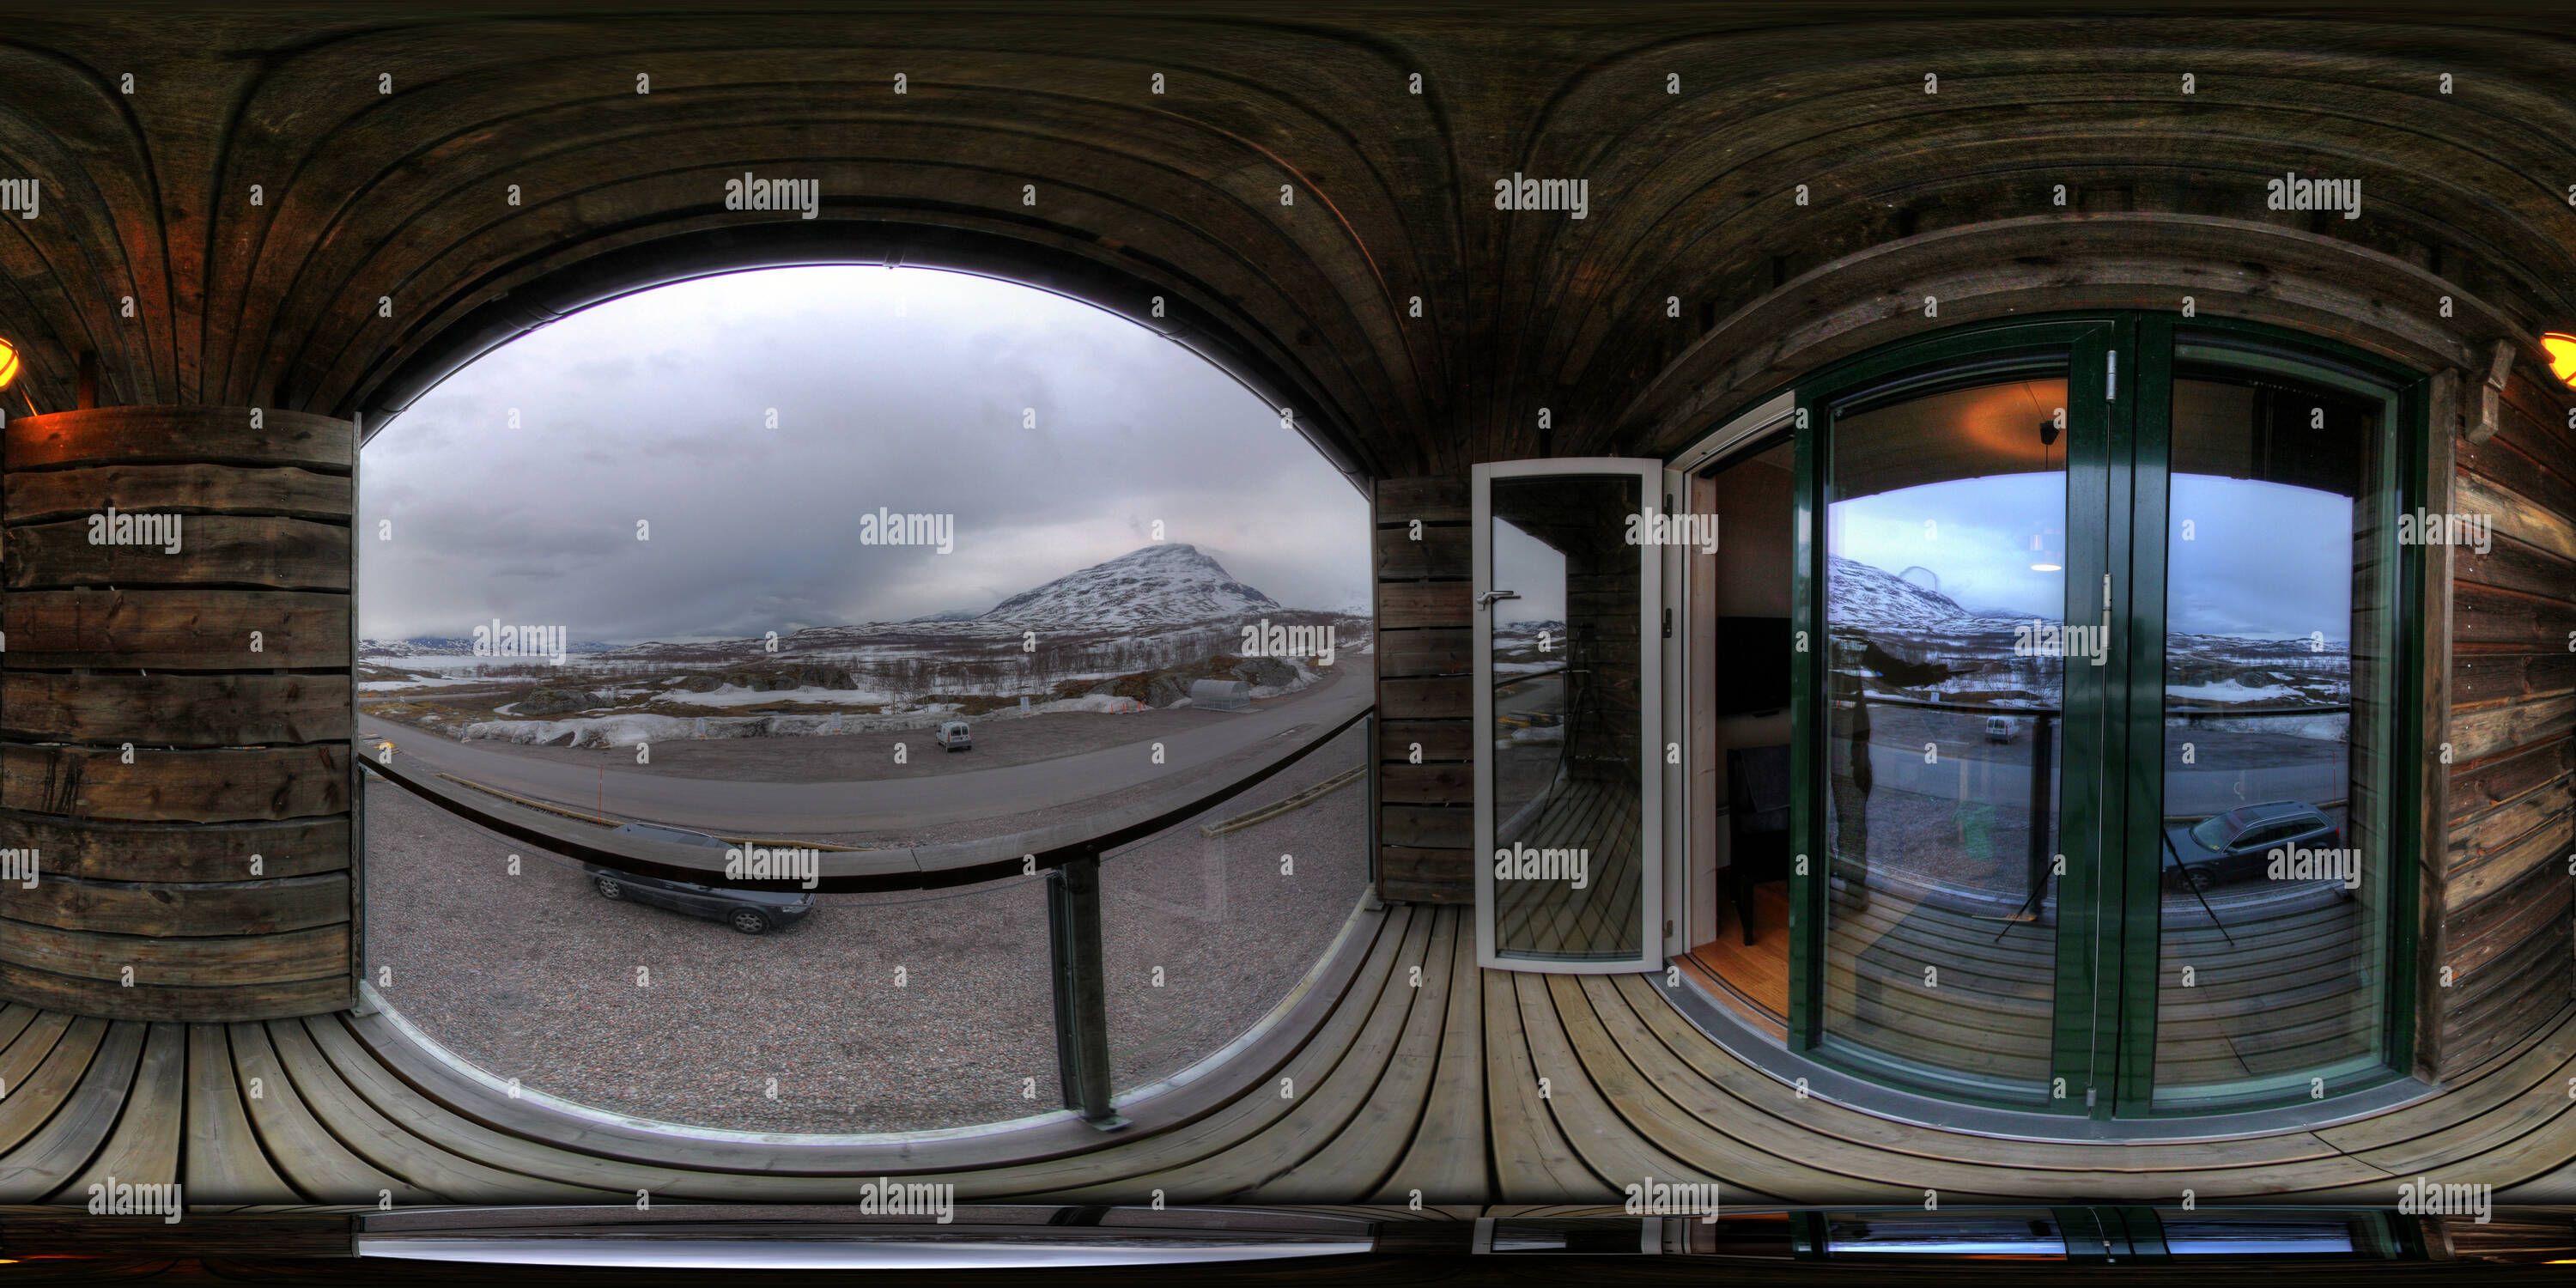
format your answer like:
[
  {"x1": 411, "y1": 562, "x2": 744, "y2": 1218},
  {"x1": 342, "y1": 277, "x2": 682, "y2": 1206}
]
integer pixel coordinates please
[
  {"x1": 2029, "y1": 407, "x2": 2063, "y2": 571},
  {"x1": 2544, "y1": 332, "x2": 2576, "y2": 388}
]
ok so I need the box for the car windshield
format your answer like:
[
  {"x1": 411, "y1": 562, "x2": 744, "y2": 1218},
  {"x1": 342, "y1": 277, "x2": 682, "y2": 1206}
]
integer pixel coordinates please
[{"x1": 2188, "y1": 816, "x2": 2234, "y2": 850}]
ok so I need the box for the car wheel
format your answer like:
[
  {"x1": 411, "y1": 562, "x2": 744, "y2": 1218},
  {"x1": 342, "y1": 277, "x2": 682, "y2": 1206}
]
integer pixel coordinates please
[
  {"x1": 2183, "y1": 866, "x2": 2219, "y2": 893},
  {"x1": 595, "y1": 876, "x2": 623, "y2": 900},
  {"x1": 730, "y1": 908, "x2": 771, "y2": 935}
]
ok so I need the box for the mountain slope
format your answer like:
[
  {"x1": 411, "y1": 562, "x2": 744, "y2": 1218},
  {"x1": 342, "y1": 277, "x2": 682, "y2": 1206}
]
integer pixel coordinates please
[{"x1": 979, "y1": 544, "x2": 1280, "y2": 626}]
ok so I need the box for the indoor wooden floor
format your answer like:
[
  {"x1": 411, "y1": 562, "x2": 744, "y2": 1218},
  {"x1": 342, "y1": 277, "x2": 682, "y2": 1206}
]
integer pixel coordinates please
[{"x1": 4, "y1": 902, "x2": 2576, "y2": 1206}]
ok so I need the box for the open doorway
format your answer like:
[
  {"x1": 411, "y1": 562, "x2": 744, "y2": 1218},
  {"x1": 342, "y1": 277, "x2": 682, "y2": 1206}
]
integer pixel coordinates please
[{"x1": 1680, "y1": 438, "x2": 1795, "y2": 1030}]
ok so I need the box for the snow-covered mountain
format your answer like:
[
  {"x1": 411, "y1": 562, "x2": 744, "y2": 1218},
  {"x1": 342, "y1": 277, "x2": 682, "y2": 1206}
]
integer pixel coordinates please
[
  {"x1": 903, "y1": 609, "x2": 984, "y2": 623},
  {"x1": 1826, "y1": 555, "x2": 2026, "y2": 634},
  {"x1": 979, "y1": 544, "x2": 1280, "y2": 627}
]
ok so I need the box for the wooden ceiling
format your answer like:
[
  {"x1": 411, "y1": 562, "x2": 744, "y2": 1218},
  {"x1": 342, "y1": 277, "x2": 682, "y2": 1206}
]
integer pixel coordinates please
[{"x1": 0, "y1": 5, "x2": 2572, "y2": 481}]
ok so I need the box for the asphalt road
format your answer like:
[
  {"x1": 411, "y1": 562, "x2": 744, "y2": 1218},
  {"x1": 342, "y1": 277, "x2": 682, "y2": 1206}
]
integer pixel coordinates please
[{"x1": 360, "y1": 663, "x2": 1371, "y2": 835}]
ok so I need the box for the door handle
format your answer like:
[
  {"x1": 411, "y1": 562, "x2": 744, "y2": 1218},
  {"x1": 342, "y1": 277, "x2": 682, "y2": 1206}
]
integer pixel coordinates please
[{"x1": 1476, "y1": 590, "x2": 1520, "y2": 611}]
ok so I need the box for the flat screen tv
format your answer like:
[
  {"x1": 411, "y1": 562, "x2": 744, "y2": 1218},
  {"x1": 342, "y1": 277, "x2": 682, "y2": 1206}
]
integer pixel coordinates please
[{"x1": 1715, "y1": 616, "x2": 1792, "y2": 716}]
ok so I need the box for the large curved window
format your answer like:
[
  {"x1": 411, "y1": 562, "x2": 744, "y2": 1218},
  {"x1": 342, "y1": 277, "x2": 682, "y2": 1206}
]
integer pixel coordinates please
[
  {"x1": 356, "y1": 265, "x2": 1372, "y2": 1134},
  {"x1": 1780, "y1": 315, "x2": 2424, "y2": 1119}
]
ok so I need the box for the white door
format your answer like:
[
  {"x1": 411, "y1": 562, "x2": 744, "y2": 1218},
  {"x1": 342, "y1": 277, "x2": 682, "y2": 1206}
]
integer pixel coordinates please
[{"x1": 1473, "y1": 459, "x2": 1662, "y2": 973}]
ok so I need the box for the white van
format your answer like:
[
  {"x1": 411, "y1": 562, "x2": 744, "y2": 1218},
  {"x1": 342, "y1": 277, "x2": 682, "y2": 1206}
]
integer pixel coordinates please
[
  {"x1": 1984, "y1": 714, "x2": 2021, "y2": 743},
  {"x1": 934, "y1": 720, "x2": 972, "y2": 751}
]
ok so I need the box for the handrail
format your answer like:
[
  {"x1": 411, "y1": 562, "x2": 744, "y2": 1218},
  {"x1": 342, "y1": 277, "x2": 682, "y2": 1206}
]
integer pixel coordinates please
[{"x1": 365, "y1": 699, "x2": 1373, "y2": 893}]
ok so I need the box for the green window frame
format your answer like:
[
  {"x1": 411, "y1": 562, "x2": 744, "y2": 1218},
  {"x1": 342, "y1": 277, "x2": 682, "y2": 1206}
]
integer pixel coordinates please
[{"x1": 1783, "y1": 311, "x2": 2428, "y2": 1121}]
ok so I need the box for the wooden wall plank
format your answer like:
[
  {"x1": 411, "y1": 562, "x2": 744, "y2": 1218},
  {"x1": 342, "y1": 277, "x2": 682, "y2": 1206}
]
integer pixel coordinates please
[
  {"x1": 1377, "y1": 581, "x2": 1470, "y2": 629},
  {"x1": 4, "y1": 588, "x2": 349, "y2": 669},
  {"x1": 0, "y1": 744, "x2": 350, "y2": 823},
  {"x1": 3, "y1": 672, "x2": 350, "y2": 746},
  {"x1": 0, "y1": 812, "x2": 349, "y2": 882},
  {"x1": 1375, "y1": 477, "x2": 1468, "y2": 524},
  {"x1": 5, "y1": 464, "x2": 351, "y2": 523},
  {"x1": 0, "y1": 873, "x2": 350, "y2": 937},
  {"x1": 1374, "y1": 526, "x2": 1470, "y2": 580},
  {"x1": 0, "y1": 963, "x2": 349, "y2": 1023},
  {"x1": 4, "y1": 515, "x2": 350, "y2": 591},
  {"x1": 0, "y1": 919, "x2": 348, "y2": 985},
  {"x1": 4, "y1": 407, "x2": 355, "y2": 472}
]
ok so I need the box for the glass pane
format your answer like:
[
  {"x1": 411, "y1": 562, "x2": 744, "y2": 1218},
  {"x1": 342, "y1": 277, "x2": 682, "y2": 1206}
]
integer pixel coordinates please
[
  {"x1": 361, "y1": 772, "x2": 1058, "y2": 1133},
  {"x1": 1103, "y1": 720, "x2": 1372, "y2": 1094},
  {"x1": 2154, "y1": 1209, "x2": 2389, "y2": 1258},
  {"x1": 1821, "y1": 374, "x2": 2068, "y2": 1102},
  {"x1": 1488, "y1": 474, "x2": 1645, "y2": 962},
  {"x1": 1820, "y1": 1210, "x2": 2066, "y2": 1258},
  {"x1": 2154, "y1": 371, "x2": 2394, "y2": 1105}
]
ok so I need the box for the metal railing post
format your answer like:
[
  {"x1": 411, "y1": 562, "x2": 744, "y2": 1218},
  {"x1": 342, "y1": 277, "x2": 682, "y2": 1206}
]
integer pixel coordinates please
[{"x1": 1047, "y1": 850, "x2": 1127, "y2": 1129}]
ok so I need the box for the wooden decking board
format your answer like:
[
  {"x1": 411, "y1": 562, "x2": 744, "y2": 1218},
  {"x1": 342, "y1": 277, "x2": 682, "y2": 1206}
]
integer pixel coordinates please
[
  {"x1": 270, "y1": 1017, "x2": 618, "y2": 1202},
  {"x1": 1482, "y1": 967, "x2": 1610, "y2": 1200},
  {"x1": 0, "y1": 1011, "x2": 77, "y2": 1154},
  {"x1": 1246, "y1": 906, "x2": 1459, "y2": 1201},
  {"x1": 180, "y1": 1024, "x2": 300, "y2": 1203},
  {"x1": 960, "y1": 906, "x2": 1424, "y2": 1200},
  {"x1": 6, "y1": 894, "x2": 2576, "y2": 1203},
  {"x1": 52, "y1": 1020, "x2": 186, "y2": 1200},
  {"x1": 1068, "y1": 909, "x2": 1440, "y2": 1203},
  {"x1": 2318, "y1": 1001, "x2": 2576, "y2": 1154},
  {"x1": 0, "y1": 1019, "x2": 143, "y2": 1200},
  {"x1": 225, "y1": 1020, "x2": 434, "y2": 1203},
  {"x1": 1376, "y1": 906, "x2": 1492, "y2": 1204},
  {"x1": 1509, "y1": 969, "x2": 1708, "y2": 1200}
]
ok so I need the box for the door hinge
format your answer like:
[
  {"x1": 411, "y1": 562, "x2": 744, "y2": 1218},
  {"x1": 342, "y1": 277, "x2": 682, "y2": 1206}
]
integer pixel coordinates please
[
  {"x1": 2106, "y1": 350, "x2": 2118, "y2": 401},
  {"x1": 2086, "y1": 1084, "x2": 2098, "y2": 1108},
  {"x1": 1664, "y1": 919, "x2": 1674, "y2": 937},
  {"x1": 1662, "y1": 607, "x2": 1673, "y2": 639}
]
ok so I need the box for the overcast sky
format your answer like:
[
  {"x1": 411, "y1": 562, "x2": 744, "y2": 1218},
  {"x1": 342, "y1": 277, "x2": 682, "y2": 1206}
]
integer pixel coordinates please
[
  {"x1": 359, "y1": 267, "x2": 1370, "y2": 642},
  {"x1": 1834, "y1": 473, "x2": 2354, "y2": 640}
]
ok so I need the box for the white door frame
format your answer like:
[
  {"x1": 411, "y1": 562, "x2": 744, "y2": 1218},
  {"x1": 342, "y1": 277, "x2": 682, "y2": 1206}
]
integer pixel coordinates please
[
  {"x1": 1473, "y1": 457, "x2": 1663, "y2": 974},
  {"x1": 1660, "y1": 392, "x2": 1797, "y2": 962}
]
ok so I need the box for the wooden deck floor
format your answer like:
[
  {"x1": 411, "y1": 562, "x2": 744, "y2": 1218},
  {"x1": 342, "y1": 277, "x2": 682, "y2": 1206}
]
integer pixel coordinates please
[{"x1": 4, "y1": 903, "x2": 2576, "y2": 1206}]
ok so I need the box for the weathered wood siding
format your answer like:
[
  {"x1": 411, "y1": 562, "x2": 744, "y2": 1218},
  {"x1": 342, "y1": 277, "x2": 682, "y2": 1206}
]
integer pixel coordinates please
[
  {"x1": 2441, "y1": 359, "x2": 2576, "y2": 1076},
  {"x1": 0, "y1": 406, "x2": 355, "y2": 1021},
  {"x1": 1376, "y1": 477, "x2": 1473, "y2": 903}
]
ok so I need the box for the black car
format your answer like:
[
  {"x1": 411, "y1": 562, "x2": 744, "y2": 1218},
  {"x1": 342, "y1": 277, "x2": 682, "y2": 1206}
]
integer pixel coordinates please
[
  {"x1": 587, "y1": 823, "x2": 815, "y2": 934},
  {"x1": 2162, "y1": 800, "x2": 2342, "y2": 892}
]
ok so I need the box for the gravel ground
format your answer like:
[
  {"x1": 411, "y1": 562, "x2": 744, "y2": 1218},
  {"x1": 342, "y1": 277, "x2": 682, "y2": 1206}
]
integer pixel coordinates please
[{"x1": 361, "y1": 725, "x2": 1370, "y2": 1134}]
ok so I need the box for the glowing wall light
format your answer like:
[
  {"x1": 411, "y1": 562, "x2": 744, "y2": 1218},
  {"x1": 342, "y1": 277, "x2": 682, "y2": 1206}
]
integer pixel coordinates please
[
  {"x1": 0, "y1": 336, "x2": 19, "y2": 391},
  {"x1": 2543, "y1": 332, "x2": 2576, "y2": 388}
]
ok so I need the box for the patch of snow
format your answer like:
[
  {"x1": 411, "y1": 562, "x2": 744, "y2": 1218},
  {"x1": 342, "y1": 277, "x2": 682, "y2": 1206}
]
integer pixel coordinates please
[{"x1": 2166, "y1": 678, "x2": 2302, "y2": 703}]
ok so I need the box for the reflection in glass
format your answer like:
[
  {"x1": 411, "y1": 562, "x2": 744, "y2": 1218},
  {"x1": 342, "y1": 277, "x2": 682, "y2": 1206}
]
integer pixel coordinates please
[
  {"x1": 1821, "y1": 376, "x2": 2068, "y2": 1101},
  {"x1": 1488, "y1": 475, "x2": 1644, "y2": 962},
  {"x1": 2154, "y1": 373, "x2": 2393, "y2": 1104}
]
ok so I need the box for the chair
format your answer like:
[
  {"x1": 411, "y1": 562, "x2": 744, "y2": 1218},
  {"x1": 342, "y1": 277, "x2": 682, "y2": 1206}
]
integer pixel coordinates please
[{"x1": 1723, "y1": 744, "x2": 1793, "y2": 945}]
